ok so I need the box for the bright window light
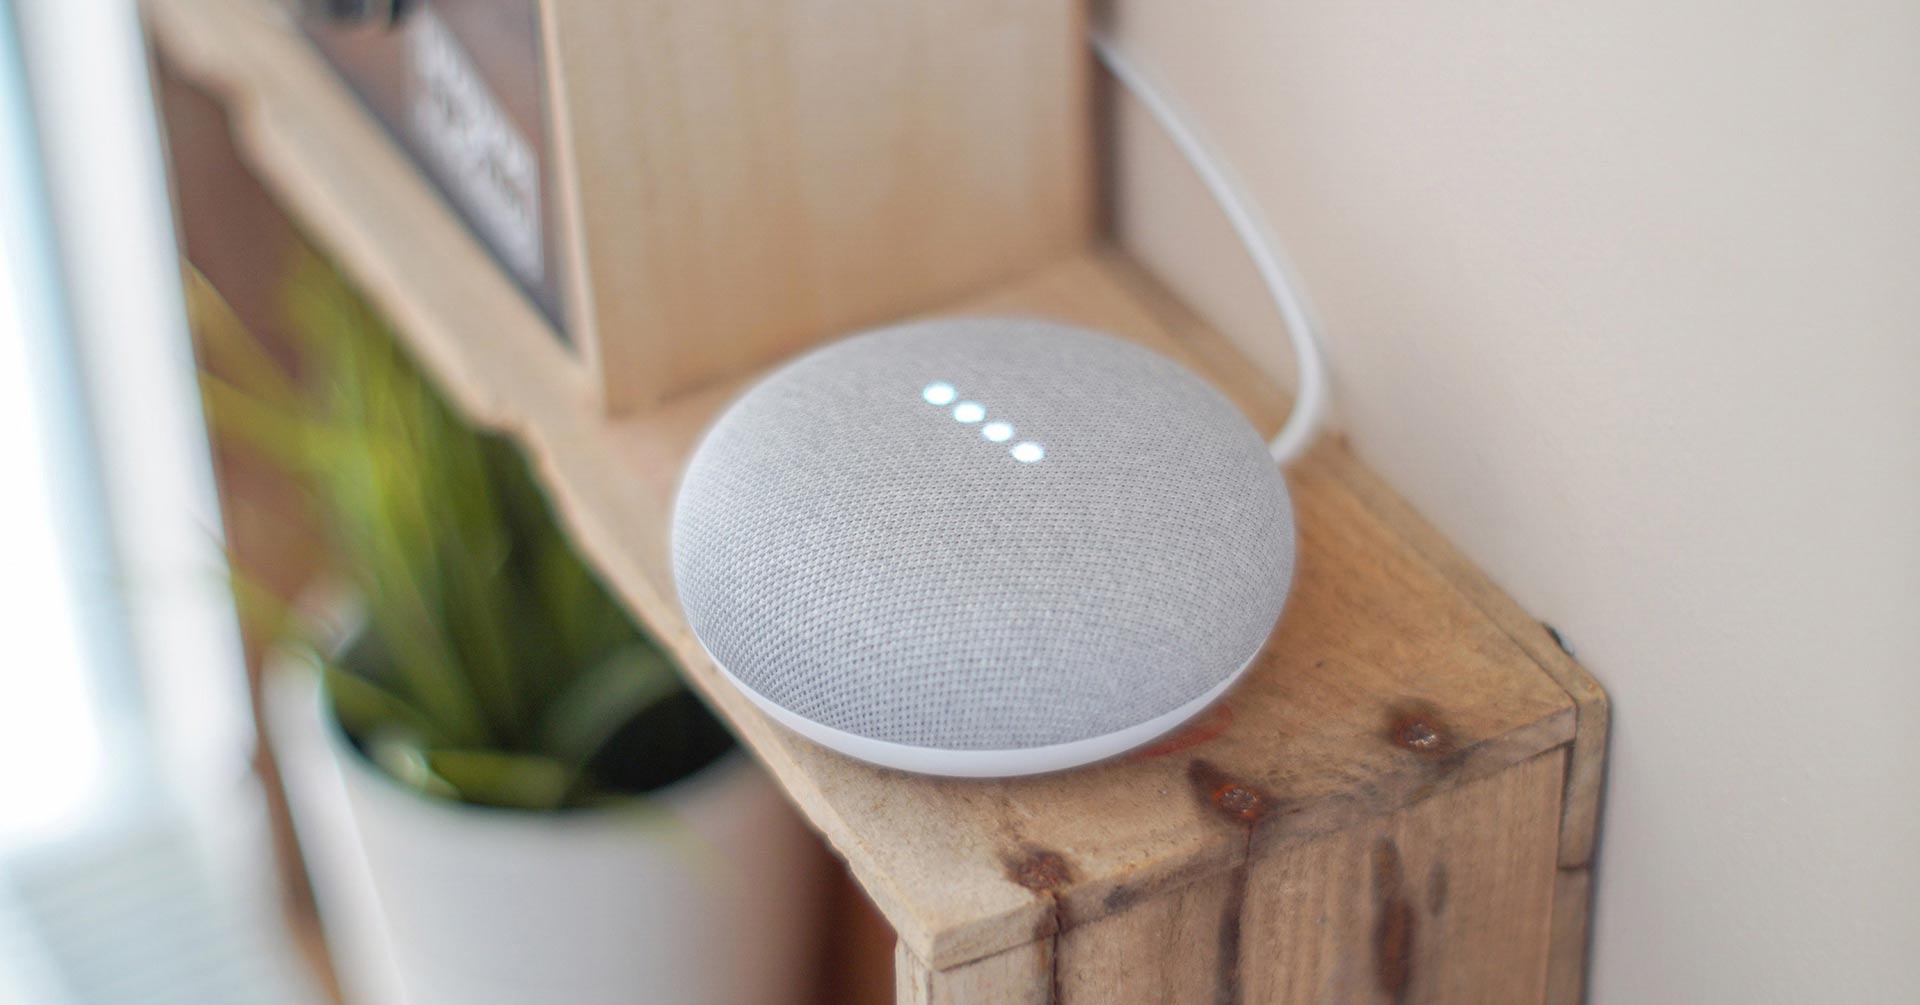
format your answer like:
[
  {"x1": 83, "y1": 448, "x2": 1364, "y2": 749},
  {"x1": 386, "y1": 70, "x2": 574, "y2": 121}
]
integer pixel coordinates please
[{"x1": 0, "y1": 176, "x2": 105, "y2": 850}]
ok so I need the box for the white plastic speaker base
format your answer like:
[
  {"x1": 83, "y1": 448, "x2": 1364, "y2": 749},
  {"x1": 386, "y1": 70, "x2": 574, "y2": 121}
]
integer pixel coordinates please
[{"x1": 698, "y1": 637, "x2": 1263, "y2": 778}]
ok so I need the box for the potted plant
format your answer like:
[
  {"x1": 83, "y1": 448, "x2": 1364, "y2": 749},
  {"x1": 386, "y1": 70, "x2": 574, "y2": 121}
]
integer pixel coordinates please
[{"x1": 193, "y1": 256, "x2": 823, "y2": 1005}]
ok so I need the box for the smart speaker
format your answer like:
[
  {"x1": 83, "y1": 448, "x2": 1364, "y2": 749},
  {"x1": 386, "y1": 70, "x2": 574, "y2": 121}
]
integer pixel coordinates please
[{"x1": 670, "y1": 319, "x2": 1295, "y2": 777}]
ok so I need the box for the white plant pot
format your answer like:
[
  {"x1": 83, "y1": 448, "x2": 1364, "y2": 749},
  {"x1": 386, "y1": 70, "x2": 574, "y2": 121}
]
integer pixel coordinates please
[{"x1": 265, "y1": 643, "x2": 824, "y2": 1005}]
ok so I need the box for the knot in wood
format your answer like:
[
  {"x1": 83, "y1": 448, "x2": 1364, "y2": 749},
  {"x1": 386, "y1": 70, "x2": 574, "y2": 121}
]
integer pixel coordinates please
[
  {"x1": 1387, "y1": 702, "x2": 1457, "y2": 759},
  {"x1": 1397, "y1": 719, "x2": 1440, "y2": 749},
  {"x1": 1010, "y1": 849, "x2": 1072, "y2": 892},
  {"x1": 1187, "y1": 759, "x2": 1275, "y2": 826},
  {"x1": 1214, "y1": 783, "x2": 1265, "y2": 821}
]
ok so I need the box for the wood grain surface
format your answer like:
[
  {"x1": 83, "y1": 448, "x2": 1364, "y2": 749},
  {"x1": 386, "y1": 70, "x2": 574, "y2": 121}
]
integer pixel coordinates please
[{"x1": 543, "y1": 0, "x2": 1092, "y2": 410}]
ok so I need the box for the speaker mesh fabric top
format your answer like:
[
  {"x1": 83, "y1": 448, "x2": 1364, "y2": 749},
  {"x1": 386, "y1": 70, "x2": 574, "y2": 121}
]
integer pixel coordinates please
[{"x1": 672, "y1": 319, "x2": 1294, "y2": 754}]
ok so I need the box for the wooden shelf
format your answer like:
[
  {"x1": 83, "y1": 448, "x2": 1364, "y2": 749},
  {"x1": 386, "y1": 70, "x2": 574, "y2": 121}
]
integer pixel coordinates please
[{"x1": 146, "y1": 0, "x2": 1605, "y2": 1000}]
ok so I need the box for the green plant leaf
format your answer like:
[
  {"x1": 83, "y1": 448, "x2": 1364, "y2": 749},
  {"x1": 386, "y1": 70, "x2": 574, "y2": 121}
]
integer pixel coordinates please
[
  {"x1": 323, "y1": 663, "x2": 441, "y2": 747},
  {"x1": 366, "y1": 730, "x2": 459, "y2": 800},
  {"x1": 185, "y1": 263, "x2": 306, "y2": 409},
  {"x1": 536, "y1": 643, "x2": 685, "y2": 771},
  {"x1": 426, "y1": 749, "x2": 573, "y2": 810},
  {"x1": 189, "y1": 249, "x2": 727, "y2": 811}
]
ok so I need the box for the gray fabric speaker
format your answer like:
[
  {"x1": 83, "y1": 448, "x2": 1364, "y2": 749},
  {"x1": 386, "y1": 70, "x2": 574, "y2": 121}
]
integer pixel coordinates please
[{"x1": 671, "y1": 318, "x2": 1294, "y2": 776}]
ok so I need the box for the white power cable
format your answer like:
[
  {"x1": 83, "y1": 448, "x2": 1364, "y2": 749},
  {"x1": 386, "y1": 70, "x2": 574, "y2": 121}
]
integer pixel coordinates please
[{"x1": 1091, "y1": 29, "x2": 1330, "y2": 467}]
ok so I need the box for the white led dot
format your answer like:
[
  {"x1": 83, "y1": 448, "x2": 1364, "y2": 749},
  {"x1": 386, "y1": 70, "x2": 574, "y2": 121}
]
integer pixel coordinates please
[
  {"x1": 952, "y1": 401, "x2": 986, "y2": 423},
  {"x1": 981, "y1": 421, "x2": 1014, "y2": 443},
  {"x1": 1011, "y1": 442, "x2": 1045, "y2": 463},
  {"x1": 921, "y1": 382, "x2": 957, "y2": 406}
]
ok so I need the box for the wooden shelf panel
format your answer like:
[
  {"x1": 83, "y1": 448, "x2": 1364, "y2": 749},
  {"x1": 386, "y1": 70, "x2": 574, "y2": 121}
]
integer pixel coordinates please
[{"x1": 147, "y1": 0, "x2": 1603, "y2": 979}]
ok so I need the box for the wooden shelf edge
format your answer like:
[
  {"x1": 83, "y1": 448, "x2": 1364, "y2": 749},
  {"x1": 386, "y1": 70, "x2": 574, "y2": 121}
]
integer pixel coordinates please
[{"x1": 146, "y1": 0, "x2": 1605, "y2": 979}]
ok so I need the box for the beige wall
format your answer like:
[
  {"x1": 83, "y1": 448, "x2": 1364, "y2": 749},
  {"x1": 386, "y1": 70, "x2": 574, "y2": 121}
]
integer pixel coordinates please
[{"x1": 1109, "y1": 2, "x2": 1920, "y2": 1001}]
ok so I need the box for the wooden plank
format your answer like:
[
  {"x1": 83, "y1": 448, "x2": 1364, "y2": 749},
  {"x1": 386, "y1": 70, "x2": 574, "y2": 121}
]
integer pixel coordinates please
[
  {"x1": 1317, "y1": 449, "x2": 1605, "y2": 1004},
  {"x1": 1544, "y1": 867, "x2": 1595, "y2": 1005},
  {"x1": 542, "y1": 0, "x2": 1093, "y2": 410},
  {"x1": 1237, "y1": 749, "x2": 1563, "y2": 1004},
  {"x1": 1056, "y1": 865, "x2": 1240, "y2": 1001},
  {"x1": 144, "y1": 0, "x2": 1598, "y2": 988},
  {"x1": 897, "y1": 939, "x2": 1050, "y2": 1005},
  {"x1": 1316, "y1": 447, "x2": 1608, "y2": 870},
  {"x1": 934, "y1": 750, "x2": 1565, "y2": 1004}
]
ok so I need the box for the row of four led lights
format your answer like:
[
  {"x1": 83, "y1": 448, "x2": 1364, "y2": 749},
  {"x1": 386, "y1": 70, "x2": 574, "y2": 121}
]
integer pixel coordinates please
[{"x1": 921, "y1": 382, "x2": 1045, "y2": 463}]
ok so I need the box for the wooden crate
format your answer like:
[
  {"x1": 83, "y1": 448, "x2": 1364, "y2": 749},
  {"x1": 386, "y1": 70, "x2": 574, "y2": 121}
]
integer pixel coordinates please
[{"x1": 145, "y1": 0, "x2": 1606, "y2": 1001}]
